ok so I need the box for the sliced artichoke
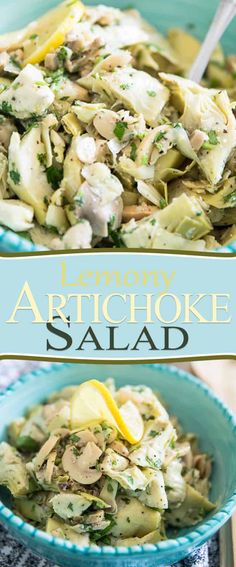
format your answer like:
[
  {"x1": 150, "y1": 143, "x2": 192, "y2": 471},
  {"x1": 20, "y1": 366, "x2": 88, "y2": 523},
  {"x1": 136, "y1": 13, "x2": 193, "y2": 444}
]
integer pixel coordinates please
[
  {"x1": 160, "y1": 73, "x2": 236, "y2": 185},
  {"x1": 166, "y1": 484, "x2": 215, "y2": 527},
  {"x1": 0, "y1": 199, "x2": 34, "y2": 231},
  {"x1": 111, "y1": 496, "x2": 161, "y2": 539},
  {"x1": 80, "y1": 67, "x2": 169, "y2": 126},
  {"x1": 0, "y1": 64, "x2": 54, "y2": 119},
  {"x1": 8, "y1": 128, "x2": 53, "y2": 224},
  {"x1": 46, "y1": 516, "x2": 89, "y2": 545},
  {"x1": 0, "y1": 442, "x2": 30, "y2": 496}
]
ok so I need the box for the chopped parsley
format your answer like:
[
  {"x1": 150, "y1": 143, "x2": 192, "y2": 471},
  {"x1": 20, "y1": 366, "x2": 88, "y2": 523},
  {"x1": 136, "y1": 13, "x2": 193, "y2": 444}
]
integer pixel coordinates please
[
  {"x1": 16, "y1": 435, "x2": 39, "y2": 452},
  {"x1": 29, "y1": 33, "x2": 38, "y2": 40},
  {"x1": 1, "y1": 101, "x2": 12, "y2": 115},
  {"x1": 120, "y1": 83, "x2": 130, "y2": 90},
  {"x1": 137, "y1": 133, "x2": 145, "y2": 140},
  {"x1": 58, "y1": 46, "x2": 69, "y2": 63},
  {"x1": 72, "y1": 446, "x2": 80, "y2": 457},
  {"x1": 9, "y1": 164, "x2": 21, "y2": 185},
  {"x1": 70, "y1": 434, "x2": 81, "y2": 443},
  {"x1": 159, "y1": 198, "x2": 167, "y2": 209},
  {"x1": 91, "y1": 520, "x2": 116, "y2": 543},
  {"x1": 9, "y1": 55, "x2": 21, "y2": 69},
  {"x1": 146, "y1": 455, "x2": 161, "y2": 469},
  {"x1": 147, "y1": 90, "x2": 157, "y2": 97},
  {"x1": 24, "y1": 119, "x2": 40, "y2": 135},
  {"x1": 224, "y1": 188, "x2": 236, "y2": 204},
  {"x1": 149, "y1": 430, "x2": 160, "y2": 438},
  {"x1": 150, "y1": 218, "x2": 157, "y2": 226},
  {"x1": 141, "y1": 154, "x2": 149, "y2": 166},
  {"x1": 12, "y1": 82, "x2": 21, "y2": 91},
  {"x1": 67, "y1": 502, "x2": 74, "y2": 512},
  {"x1": 208, "y1": 130, "x2": 219, "y2": 145},
  {"x1": 37, "y1": 153, "x2": 47, "y2": 167},
  {"x1": 130, "y1": 142, "x2": 137, "y2": 161},
  {"x1": 96, "y1": 501, "x2": 106, "y2": 509},
  {"x1": 46, "y1": 165, "x2": 63, "y2": 190},
  {"x1": 46, "y1": 68, "x2": 65, "y2": 88},
  {"x1": 74, "y1": 192, "x2": 84, "y2": 206},
  {"x1": 108, "y1": 227, "x2": 124, "y2": 247},
  {"x1": 202, "y1": 129, "x2": 219, "y2": 150},
  {"x1": 107, "y1": 482, "x2": 114, "y2": 493},
  {"x1": 155, "y1": 131, "x2": 166, "y2": 143},
  {"x1": 113, "y1": 120, "x2": 128, "y2": 141},
  {"x1": 109, "y1": 214, "x2": 116, "y2": 229}
]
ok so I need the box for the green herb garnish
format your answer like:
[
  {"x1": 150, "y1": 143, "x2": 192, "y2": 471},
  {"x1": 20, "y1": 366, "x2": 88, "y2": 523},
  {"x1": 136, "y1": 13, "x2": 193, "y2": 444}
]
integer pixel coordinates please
[
  {"x1": 141, "y1": 154, "x2": 149, "y2": 166},
  {"x1": 155, "y1": 131, "x2": 166, "y2": 143},
  {"x1": 224, "y1": 189, "x2": 236, "y2": 204},
  {"x1": 58, "y1": 46, "x2": 69, "y2": 62},
  {"x1": 113, "y1": 120, "x2": 128, "y2": 141},
  {"x1": 9, "y1": 164, "x2": 21, "y2": 185},
  {"x1": 70, "y1": 434, "x2": 81, "y2": 443},
  {"x1": 146, "y1": 455, "x2": 161, "y2": 468},
  {"x1": 46, "y1": 165, "x2": 63, "y2": 190},
  {"x1": 37, "y1": 153, "x2": 47, "y2": 167},
  {"x1": 202, "y1": 130, "x2": 219, "y2": 150},
  {"x1": 130, "y1": 142, "x2": 137, "y2": 161},
  {"x1": 159, "y1": 198, "x2": 167, "y2": 209},
  {"x1": 120, "y1": 83, "x2": 130, "y2": 90},
  {"x1": 1, "y1": 101, "x2": 13, "y2": 115},
  {"x1": 149, "y1": 430, "x2": 159, "y2": 438}
]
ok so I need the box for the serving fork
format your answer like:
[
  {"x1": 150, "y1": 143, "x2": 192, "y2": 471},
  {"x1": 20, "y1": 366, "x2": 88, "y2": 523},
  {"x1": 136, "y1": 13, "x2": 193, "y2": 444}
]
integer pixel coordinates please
[{"x1": 188, "y1": 0, "x2": 236, "y2": 82}]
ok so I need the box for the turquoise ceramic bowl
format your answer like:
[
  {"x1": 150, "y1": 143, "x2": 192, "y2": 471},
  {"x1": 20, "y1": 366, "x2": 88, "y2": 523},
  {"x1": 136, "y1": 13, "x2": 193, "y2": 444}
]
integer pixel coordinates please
[
  {"x1": 0, "y1": 0, "x2": 236, "y2": 252},
  {"x1": 0, "y1": 363, "x2": 235, "y2": 566}
]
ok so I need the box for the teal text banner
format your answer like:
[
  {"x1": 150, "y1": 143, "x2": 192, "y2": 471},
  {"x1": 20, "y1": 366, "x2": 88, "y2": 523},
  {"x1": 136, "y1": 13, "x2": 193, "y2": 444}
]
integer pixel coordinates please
[{"x1": 0, "y1": 251, "x2": 235, "y2": 362}]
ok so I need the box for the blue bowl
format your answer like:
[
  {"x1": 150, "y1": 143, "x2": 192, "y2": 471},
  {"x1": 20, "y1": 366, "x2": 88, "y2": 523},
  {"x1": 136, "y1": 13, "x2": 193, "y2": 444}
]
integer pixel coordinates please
[
  {"x1": 0, "y1": 0, "x2": 236, "y2": 253},
  {"x1": 0, "y1": 363, "x2": 235, "y2": 566}
]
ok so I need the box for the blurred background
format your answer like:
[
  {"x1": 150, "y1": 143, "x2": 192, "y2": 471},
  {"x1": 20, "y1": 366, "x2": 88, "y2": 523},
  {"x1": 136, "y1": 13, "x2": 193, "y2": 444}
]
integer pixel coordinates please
[{"x1": 0, "y1": 359, "x2": 235, "y2": 413}]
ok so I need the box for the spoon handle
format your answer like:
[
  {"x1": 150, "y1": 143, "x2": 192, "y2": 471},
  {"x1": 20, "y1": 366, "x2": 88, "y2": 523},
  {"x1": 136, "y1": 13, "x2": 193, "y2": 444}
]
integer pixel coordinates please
[{"x1": 188, "y1": 0, "x2": 236, "y2": 83}]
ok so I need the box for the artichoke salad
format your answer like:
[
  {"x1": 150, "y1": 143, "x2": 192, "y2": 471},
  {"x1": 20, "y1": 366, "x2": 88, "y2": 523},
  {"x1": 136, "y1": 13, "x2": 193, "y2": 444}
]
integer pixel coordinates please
[
  {"x1": 0, "y1": 379, "x2": 215, "y2": 546},
  {"x1": 0, "y1": 1, "x2": 236, "y2": 250}
]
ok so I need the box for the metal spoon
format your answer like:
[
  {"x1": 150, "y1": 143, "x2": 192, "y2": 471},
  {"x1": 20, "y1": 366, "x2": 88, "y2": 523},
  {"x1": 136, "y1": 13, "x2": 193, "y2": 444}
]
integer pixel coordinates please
[{"x1": 188, "y1": 0, "x2": 236, "y2": 82}]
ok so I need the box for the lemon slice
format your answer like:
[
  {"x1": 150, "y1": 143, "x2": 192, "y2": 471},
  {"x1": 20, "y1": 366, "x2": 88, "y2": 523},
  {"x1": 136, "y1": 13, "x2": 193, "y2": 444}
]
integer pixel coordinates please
[
  {"x1": 21, "y1": 0, "x2": 85, "y2": 65},
  {"x1": 71, "y1": 380, "x2": 144, "y2": 445}
]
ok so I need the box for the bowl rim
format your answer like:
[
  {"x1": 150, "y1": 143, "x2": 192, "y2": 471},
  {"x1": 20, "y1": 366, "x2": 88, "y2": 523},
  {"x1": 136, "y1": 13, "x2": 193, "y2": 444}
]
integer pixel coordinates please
[
  {"x1": 0, "y1": 362, "x2": 235, "y2": 558},
  {"x1": 0, "y1": 225, "x2": 235, "y2": 254}
]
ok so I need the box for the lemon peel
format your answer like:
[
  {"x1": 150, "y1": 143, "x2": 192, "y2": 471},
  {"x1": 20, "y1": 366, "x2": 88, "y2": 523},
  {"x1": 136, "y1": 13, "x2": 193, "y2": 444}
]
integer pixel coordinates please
[
  {"x1": 71, "y1": 380, "x2": 144, "y2": 445},
  {"x1": 21, "y1": 0, "x2": 85, "y2": 65}
]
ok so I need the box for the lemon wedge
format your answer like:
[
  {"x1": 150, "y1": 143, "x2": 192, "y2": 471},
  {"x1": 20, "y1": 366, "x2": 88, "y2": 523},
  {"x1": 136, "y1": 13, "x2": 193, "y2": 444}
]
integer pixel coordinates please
[
  {"x1": 71, "y1": 380, "x2": 144, "y2": 445},
  {"x1": 20, "y1": 0, "x2": 85, "y2": 65}
]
